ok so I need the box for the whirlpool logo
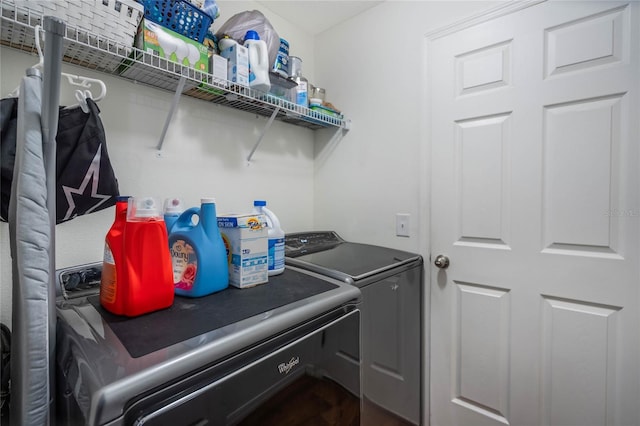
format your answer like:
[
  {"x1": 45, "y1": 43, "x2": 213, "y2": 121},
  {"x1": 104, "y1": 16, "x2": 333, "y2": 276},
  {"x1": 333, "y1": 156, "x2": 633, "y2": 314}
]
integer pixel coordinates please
[{"x1": 277, "y1": 356, "x2": 300, "y2": 375}]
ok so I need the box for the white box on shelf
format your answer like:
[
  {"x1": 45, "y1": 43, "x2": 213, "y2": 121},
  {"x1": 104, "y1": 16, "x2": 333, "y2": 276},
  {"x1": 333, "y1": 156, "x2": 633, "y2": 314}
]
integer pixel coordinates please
[
  {"x1": 220, "y1": 43, "x2": 248, "y2": 86},
  {"x1": 210, "y1": 54, "x2": 228, "y2": 85}
]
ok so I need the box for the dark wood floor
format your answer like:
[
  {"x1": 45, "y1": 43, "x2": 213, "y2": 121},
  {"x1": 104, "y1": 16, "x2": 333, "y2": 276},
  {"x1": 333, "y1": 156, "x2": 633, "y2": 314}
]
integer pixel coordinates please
[
  {"x1": 362, "y1": 397, "x2": 415, "y2": 426},
  {"x1": 238, "y1": 375, "x2": 413, "y2": 426}
]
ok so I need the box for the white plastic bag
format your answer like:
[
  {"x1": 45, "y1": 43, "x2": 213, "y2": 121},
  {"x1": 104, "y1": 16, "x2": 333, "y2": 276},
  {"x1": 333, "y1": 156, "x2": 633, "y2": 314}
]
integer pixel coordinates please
[{"x1": 215, "y1": 10, "x2": 280, "y2": 69}]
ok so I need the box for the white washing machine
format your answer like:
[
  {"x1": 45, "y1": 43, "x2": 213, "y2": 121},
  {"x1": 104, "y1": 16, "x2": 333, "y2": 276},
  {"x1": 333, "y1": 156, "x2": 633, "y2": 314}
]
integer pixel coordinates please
[{"x1": 55, "y1": 263, "x2": 361, "y2": 425}]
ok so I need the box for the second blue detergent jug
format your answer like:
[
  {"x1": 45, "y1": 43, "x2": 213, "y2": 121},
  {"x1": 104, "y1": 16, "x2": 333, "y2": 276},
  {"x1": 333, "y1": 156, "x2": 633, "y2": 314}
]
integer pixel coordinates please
[{"x1": 168, "y1": 198, "x2": 229, "y2": 297}]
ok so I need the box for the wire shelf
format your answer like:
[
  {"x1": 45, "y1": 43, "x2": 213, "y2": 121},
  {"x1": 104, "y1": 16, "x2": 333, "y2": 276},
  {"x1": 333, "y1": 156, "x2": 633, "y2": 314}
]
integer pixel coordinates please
[{"x1": 0, "y1": 1, "x2": 347, "y2": 131}]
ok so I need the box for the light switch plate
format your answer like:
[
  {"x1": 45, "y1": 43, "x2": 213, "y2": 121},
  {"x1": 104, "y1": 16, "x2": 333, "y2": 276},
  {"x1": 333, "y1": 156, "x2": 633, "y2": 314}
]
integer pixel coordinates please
[{"x1": 396, "y1": 213, "x2": 410, "y2": 237}]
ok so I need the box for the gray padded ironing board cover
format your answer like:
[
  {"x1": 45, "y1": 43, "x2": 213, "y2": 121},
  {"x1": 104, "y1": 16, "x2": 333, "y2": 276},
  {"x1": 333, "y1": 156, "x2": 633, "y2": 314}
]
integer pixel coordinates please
[{"x1": 8, "y1": 69, "x2": 50, "y2": 425}]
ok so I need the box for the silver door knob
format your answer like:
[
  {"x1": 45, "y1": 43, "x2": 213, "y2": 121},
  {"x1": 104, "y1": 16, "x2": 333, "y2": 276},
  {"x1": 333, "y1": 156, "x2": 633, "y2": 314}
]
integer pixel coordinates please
[{"x1": 434, "y1": 255, "x2": 450, "y2": 269}]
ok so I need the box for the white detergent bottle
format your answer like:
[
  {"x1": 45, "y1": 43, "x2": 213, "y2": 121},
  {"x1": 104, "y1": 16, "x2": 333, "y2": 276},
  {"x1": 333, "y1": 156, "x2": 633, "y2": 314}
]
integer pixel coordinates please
[
  {"x1": 243, "y1": 30, "x2": 271, "y2": 93},
  {"x1": 163, "y1": 197, "x2": 184, "y2": 234},
  {"x1": 253, "y1": 200, "x2": 285, "y2": 276}
]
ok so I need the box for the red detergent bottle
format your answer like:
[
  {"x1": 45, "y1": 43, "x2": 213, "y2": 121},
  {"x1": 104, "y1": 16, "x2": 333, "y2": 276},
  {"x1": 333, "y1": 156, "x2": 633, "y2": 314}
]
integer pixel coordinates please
[
  {"x1": 123, "y1": 196, "x2": 175, "y2": 316},
  {"x1": 102, "y1": 196, "x2": 175, "y2": 316},
  {"x1": 100, "y1": 195, "x2": 130, "y2": 313}
]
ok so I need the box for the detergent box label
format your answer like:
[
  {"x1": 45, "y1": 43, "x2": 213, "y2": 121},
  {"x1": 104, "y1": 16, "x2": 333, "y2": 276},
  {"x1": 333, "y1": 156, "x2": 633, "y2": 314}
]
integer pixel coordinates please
[
  {"x1": 136, "y1": 19, "x2": 209, "y2": 73},
  {"x1": 218, "y1": 213, "x2": 268, "y2": 288}
]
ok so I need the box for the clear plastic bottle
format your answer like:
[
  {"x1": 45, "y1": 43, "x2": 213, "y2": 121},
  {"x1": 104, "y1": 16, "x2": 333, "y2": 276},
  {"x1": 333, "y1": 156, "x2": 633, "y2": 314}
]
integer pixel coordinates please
[
  {"x1": 289, "y1": 56, "x2": 308, "y2": 107},
  {"x1": 252, "y1": 200, "x2": 285, "y2": 276}
]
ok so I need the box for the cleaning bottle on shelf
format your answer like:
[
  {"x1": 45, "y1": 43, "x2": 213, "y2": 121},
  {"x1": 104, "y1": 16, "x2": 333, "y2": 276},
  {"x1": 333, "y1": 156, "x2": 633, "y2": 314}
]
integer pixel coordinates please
[
  {"x1": 243, "y1": 30, "x2": 271, "y2": 93},
  {"x1": 169, "y1": 198, "x2": 229, "y2": 297},
  {"x1": 100, "y1": 195, "x2": 130, "y2": 314},
  {"x1": 218, "y1": 35, "x2": 237, "y2": 52},
  {"x1": 272, "y1": 37, "x2": 289, "y2": 78},
  {"x1": 252, "y1": 200, "x2": 285, "y2": 276},
  {"x1": 289, "y1": 56, "x2": 308, "y2": 107},
  {"x1": 163, "y1": 197, "x2": 184, "y2": 234}
]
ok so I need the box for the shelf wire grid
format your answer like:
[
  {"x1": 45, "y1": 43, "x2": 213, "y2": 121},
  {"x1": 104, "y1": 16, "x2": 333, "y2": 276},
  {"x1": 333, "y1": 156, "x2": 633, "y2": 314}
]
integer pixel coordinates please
[{"x1": 0, "y1": 0, "x2": 345, "y2": 130}]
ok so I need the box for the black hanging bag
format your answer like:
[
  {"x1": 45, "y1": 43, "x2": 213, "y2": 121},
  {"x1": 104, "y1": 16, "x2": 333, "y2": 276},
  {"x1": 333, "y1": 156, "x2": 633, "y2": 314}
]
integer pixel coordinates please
[{"x1": 0, "y1": 97, "x2": 119, "y2": 223}]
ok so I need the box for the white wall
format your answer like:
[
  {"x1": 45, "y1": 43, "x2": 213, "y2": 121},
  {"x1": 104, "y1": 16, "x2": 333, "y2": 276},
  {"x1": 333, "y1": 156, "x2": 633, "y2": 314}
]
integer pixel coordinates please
[
  {"x1": 314, "y1": 0, "x2": 501, "y2": 255},
  {"x1": 0, "y1": 0, "x2": 317, "y2": 327},
  {"x1": 0, "y1": 0, "x2": 504, "y2": 328}
]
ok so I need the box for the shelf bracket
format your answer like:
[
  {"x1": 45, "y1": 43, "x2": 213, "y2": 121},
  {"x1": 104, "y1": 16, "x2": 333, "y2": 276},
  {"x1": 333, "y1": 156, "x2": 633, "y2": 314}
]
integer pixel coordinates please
[
  {"x1": 156, "y1": 75, "x2": 187, "y2": 152},
  {"x1": 329, "y1": 118, "x2": 351, "y2": 141},
  {"x1": 246, "y1": 106, "x2": 281, "y2": 164}
]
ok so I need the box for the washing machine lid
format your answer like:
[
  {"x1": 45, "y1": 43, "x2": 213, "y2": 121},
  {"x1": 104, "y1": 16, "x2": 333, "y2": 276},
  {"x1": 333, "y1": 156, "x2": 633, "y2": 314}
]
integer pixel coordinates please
[
  {"x1": 285, "y1": 231, "x2": 422, "y2": 282},
  {"x1": 55, "y1": 266, "x2": 360, "y2": 425}
]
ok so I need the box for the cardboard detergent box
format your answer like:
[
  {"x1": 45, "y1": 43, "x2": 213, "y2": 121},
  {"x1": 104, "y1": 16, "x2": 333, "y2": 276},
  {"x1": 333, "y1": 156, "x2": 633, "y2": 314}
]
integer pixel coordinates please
[
  {"x1": 220, "y1": 43, "x2": 249, "y2": 86},
  {"x1": 135, "y1": 19, "x2": 209, "y2": 72},
  {"x1": 217, "y1": 213, "x2": 268, "y2": 288}
]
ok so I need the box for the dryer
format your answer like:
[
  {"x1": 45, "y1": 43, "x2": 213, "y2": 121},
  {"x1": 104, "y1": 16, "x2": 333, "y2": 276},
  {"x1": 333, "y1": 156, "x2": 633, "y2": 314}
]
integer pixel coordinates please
[{"x1": 285, "y1": 231, "x2": 424, "y2": 425}]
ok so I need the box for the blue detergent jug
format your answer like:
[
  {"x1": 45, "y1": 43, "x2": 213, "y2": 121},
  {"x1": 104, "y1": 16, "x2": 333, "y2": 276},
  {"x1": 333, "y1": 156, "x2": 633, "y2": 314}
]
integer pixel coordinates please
[{"x1": 168, "y1": 198, "x2": 229, "y2": 297}]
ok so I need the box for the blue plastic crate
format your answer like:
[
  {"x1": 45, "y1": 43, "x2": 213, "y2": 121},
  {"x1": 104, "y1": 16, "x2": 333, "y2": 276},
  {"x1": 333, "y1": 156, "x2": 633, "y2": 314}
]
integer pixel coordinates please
[{"x1": 137, "y1": 0, "x2": 213, "y2": 43}]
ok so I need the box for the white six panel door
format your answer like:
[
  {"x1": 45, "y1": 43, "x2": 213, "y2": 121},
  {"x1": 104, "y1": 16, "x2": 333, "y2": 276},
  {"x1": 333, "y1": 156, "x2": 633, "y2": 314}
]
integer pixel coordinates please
[{"x1": 428, "y1": 2, "x2": 639, "y2": 425}]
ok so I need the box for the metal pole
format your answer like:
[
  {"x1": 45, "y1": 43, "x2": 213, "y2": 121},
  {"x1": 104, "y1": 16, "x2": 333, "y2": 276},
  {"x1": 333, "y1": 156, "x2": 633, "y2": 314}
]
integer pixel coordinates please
[
  {"x1": 157, "y1": 75, "x2": 187, "y2": 152},
  {"x1": 247, "y1": 107, "x2": 280, "y2": 164},
  {"x1": 42, "y1": 16, "x2": 65, "y2": 424}
]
